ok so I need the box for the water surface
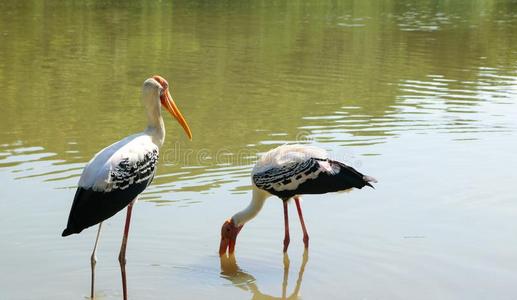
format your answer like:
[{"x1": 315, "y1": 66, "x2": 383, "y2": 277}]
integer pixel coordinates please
[{"x1": 1, "y1": 1, "x2": 517, "y2": 299}]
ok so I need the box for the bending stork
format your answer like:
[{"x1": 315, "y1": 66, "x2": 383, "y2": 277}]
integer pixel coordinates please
[
  {"x1": 62, "y1": 75, "x2": 192, "y2": 300},
  {"x1": 219, "y1": 144, "x2": 376, "y2": 255}
]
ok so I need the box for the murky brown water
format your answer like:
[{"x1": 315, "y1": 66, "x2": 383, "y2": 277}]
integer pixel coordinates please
[{"x1": 1, "y1": 1, "x2": 517, "y2": 299}]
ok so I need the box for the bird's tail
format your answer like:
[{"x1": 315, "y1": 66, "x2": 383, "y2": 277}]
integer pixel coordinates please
[
  {"x1": 363, "y1": 175, "x2": 378, "y2": 188},
  {"x1": 329, "y1": 160, "x2": 377, "y2": 190},
  {"x1": 61, "y1": 227, "x2": 75, "y2": 237}
]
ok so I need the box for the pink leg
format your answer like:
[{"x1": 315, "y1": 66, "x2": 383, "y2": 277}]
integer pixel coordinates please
[
  {"x1": 294, "y1": 197, "x2": 309, "y2": 249},
  {"x1": 90, "y1": 222, "x2": 103, "y2": 299},
  {"x1": 118, "y1": 201, "x2": 134, "y2": 300},
  {"x1": 283, "y1": 200, "x2": 290, "y2": 253}
]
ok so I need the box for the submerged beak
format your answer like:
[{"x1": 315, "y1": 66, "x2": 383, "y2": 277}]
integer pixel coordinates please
[
  {"x1": 228, "y1": 237, "x2": 237, "y2": 254},
  {"x1": 219, "y1": 220, "x2": 243, "y2": 256},
  {"x1": 219, "y1": 236, "x2": 238, "y2": 256},
  {"x1": 219, "y1": 237, "x2": 230, "y2": 256},
  {"x1": 161, "y1": 89, "x2": 193, "y2": 140}
]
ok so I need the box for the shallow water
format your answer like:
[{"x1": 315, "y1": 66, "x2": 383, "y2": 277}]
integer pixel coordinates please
[{"x1": 1, "y1": 1, "x2": 517, "y2": 299}]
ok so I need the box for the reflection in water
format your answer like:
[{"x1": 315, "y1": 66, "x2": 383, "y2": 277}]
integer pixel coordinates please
[{"x1": 220, "y1": 251, "x2": 309, "y2": 300}]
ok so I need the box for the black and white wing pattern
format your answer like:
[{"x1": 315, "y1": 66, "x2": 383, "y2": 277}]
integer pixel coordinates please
[
  {"x1": 108, "y1": 149, "x2": 158, "y2": 191},
  {"x1": 62, "y1": 134, "x2": 159, "y2": 236},
  {"x1": 252, "y1": 145, "x2": 375, "y2": 200}
]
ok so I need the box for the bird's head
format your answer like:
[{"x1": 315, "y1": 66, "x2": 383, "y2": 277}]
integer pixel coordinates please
[
  {"x1": 143, "y1": 75, "x2": 192, "y2": 140},
  {"x1": 219, "y1": 218, "x2": 243, "y2": 256}
]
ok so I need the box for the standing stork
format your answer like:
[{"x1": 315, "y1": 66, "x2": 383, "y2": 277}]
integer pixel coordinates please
[
  {"x1": 219, "y1": 144, "x2": 376, "y2": 255},
  {"x1": 62, "y1": 75, "x2": 192, "y2": 300}
]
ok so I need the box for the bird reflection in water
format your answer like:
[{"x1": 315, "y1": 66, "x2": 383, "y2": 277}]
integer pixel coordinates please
[{"x1": 220, "y1": 251, "x2": 309, "y2": 300}]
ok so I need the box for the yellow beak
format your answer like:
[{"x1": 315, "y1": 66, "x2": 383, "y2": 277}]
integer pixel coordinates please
[{"x1": 161, "y1": 89, "x2": 193, "y2": 140}]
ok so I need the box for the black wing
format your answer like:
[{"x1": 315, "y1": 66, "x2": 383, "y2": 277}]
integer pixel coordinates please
[
  {"x1": 62, "y1": 149, "x2": 158, "y2": 236},
  {"x1": 252, "y1": 158, "x2": 373, "y2": 200}
]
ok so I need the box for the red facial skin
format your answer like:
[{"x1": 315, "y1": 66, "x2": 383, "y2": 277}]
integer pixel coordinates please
[
  {"x1": 152, "y1": 75, "x2": 169, "y2": 90},
  {"x1": 219, "y1": 219, "x2": 243, "y2": 256}
]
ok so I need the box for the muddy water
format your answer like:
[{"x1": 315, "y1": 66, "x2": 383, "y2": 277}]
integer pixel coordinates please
[{"x1": 1, "y1": 1, "x2": 517, "y2": 299}]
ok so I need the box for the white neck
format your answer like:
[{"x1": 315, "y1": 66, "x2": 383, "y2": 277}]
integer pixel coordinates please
[
  {"x1": 232, "y1": 188, "x2": 269, "y2": 227},
  {"x1": 143, "y1": 96, "x2": 166, "y2": 147}
]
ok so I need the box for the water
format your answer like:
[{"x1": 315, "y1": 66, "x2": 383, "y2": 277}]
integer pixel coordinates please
[{"x1": 1, "y1": 0, "x2": 517, "y2": 299}]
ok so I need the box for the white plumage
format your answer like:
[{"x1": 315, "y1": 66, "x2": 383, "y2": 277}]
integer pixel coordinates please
[
  {"x1": 252, "y1": 144, "x2": 328, "y2": 174},
  {"x1": 78, "y1": 133, "x2": 159, "y2": 192}
]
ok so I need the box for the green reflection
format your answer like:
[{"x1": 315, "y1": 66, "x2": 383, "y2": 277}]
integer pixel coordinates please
[{"x1": 0, "y1": 0, "x2": 516, "y2": 195}]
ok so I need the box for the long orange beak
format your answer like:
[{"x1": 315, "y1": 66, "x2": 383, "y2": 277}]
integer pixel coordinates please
[
  {"x1": 161, "y1": 89, "x2": 192, "y2": 140},
  {"x1": 219, "y1": 237, "x2": 230, "y2": 256},
  {"x1": 219, "y1": 236, "x2": 238, "y2": 256},
  {"x1": 219, "y1": 221, "x2": 243, "y2": 256},
  {"x1": 228, "y1": 237, "x2": 237, "y2": 254}
]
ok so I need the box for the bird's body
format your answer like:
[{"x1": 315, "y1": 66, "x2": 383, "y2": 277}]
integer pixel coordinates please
[
  {"x1": 62, "y1": 75, "x2": 192, "y2": 300},
  {"x1": 252, "y1": 144, "x2": 373, "y2": 200},
  {"x1": 220, "y1": 144, "x2": 376, "y2": 255},
  {"x1": 62, "y1": 133, "x2": 159, "y2": 236}
]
